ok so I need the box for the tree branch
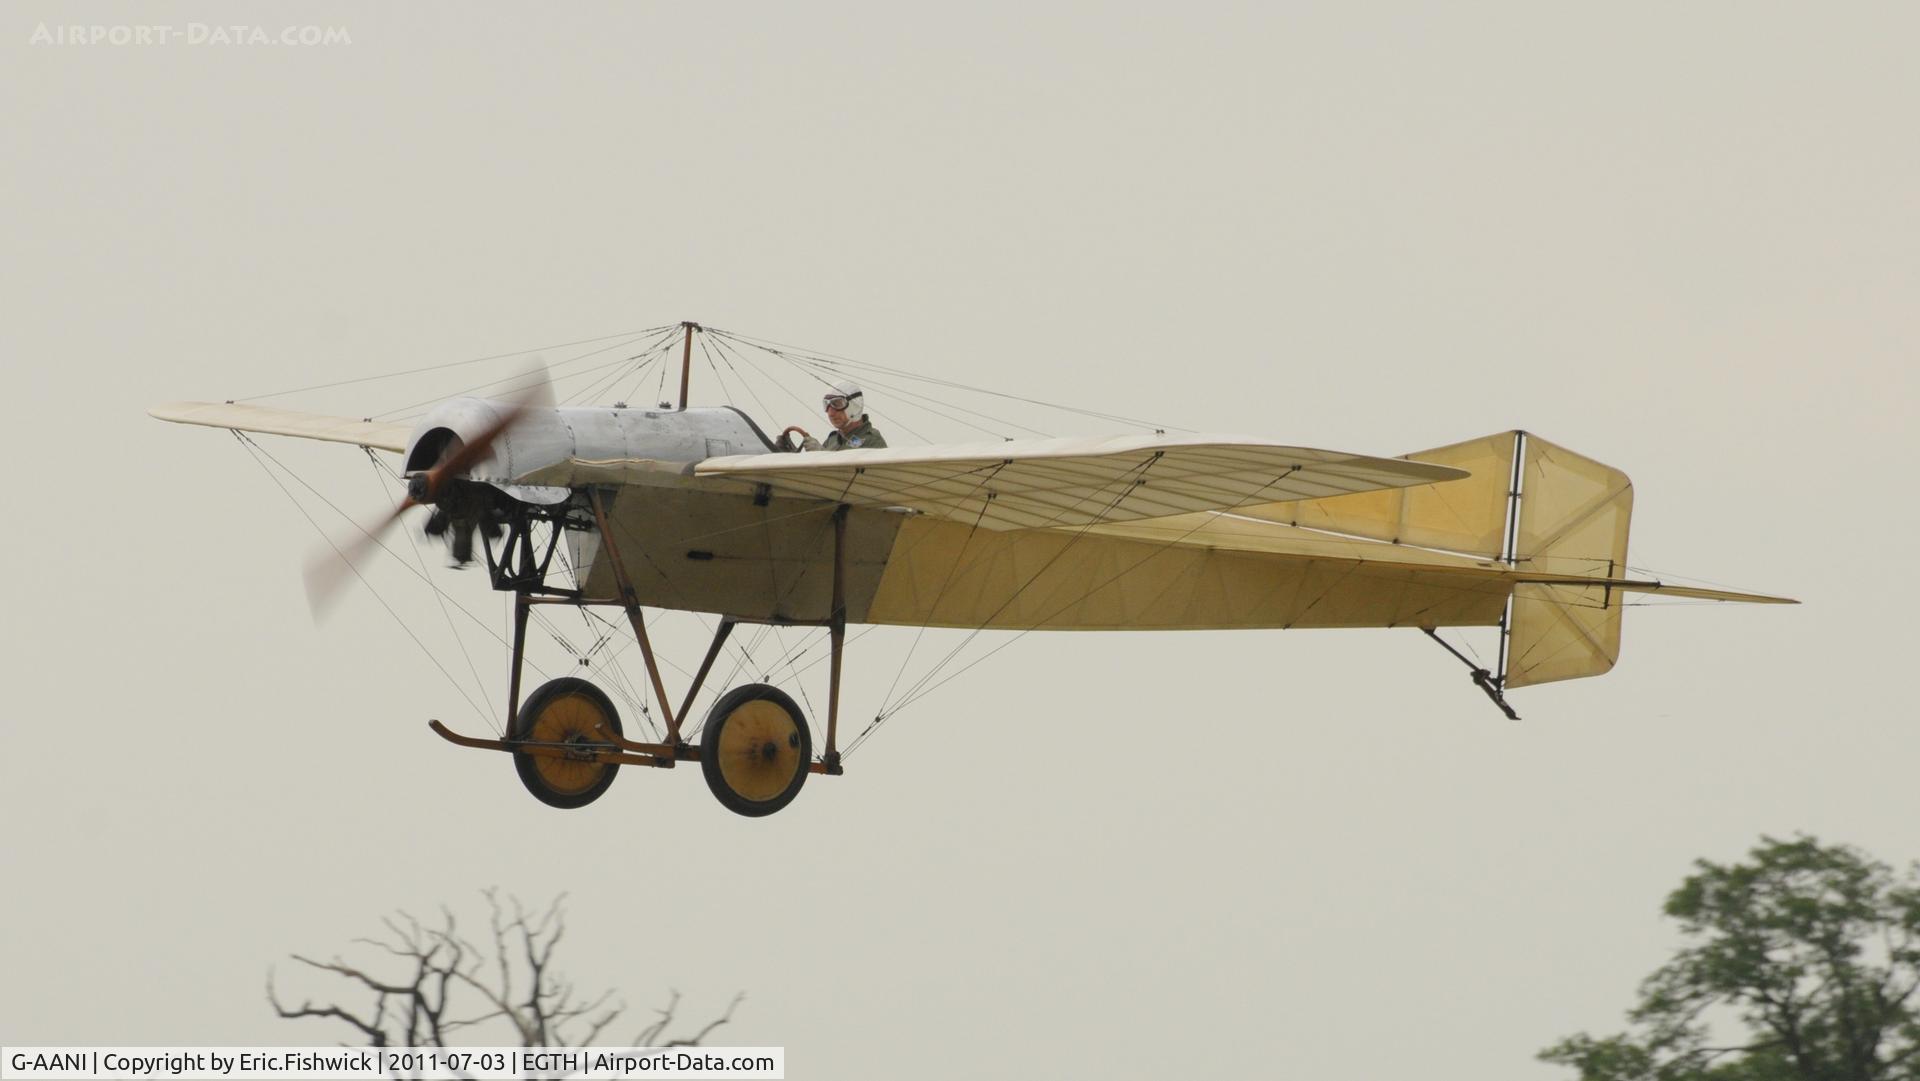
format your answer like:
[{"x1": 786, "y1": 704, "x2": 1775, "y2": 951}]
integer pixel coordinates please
[{"x1": 270, "y1": 893, "x2": 740, "y2": 1052}]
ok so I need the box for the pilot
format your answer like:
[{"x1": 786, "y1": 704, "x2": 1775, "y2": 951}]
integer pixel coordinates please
[{"x1": 781, "y1": 381, "x2": 888, "y2": 451}]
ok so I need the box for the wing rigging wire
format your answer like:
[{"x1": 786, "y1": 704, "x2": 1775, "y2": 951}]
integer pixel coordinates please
[
  {"x1": 369, "y1": 451, "x2": 497, "y2": 721},
  {"x1": 702, "y1": 335, "x2": 780, "y2": 423},
  {"x1": 772, "y1": 627, "x2": 822, "y2": 724},
  {"x1": 525, "y1": 605, "x2": 662, "y2": 741},
  {"x1": 234, "y1": 432, "x2": 494, "y2": 730},
  {"x1": 764, "y1": 347, "x2": 1053, "y2": 441},
  {"x1": 875, "y1": 470, "x2": 1004, "y2": 712},
  {"x1": 705, "y1": 326, "x2": 1190, "y2": 433},
  {"x1": 371, "y1": 332, "x2": 680, "y2": 421},
  {"x1": 852, "y1": 465, "x2": 1316, "y2": 749},
  {"x1": 562, "y1": 333, "x2": 681, "y2": 407},
  {"x1": 1623, "y1": 562, "x2": 1779, "y2": 598},
  {"x1": 235, "y1": 436, "x2": 678, "y2": 741},
  {"x1": 232, "y1": 327, "x2": 675, "y2": 404},
  {"x1": 705, "y1": 334, "x2": 839, "y2": 422},
  {"x1": 698, "y1": 336, "x2": 737, "y2": 411},
  {"x1": 846, "y1": 456, "x2": 1161, "y2": 755},
  {"x1": 237, "y1": 433, "x2": 538, "y2": 651},
  {"x1": 761, "y1": 343, "x2": 1028, "y2": 441},
  {"x1": 708, "y1": 332, "x2": 940, "y2": 444},
  {"x1": 701, "y1": 329, "x2": 1117, "y2": 443}
]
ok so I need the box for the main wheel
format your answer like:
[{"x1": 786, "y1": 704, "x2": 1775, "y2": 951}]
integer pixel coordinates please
[
  {"x1": 511, "y1": 677, "x2": 623, "y2": 809},
  {"x1": 700, "y1": 683, "x2": 812, "y2": 817}
]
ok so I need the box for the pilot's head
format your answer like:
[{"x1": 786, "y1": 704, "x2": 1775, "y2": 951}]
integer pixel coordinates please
[{"x1": 823, "y1": 381, "x2": 865, "y2": 430}]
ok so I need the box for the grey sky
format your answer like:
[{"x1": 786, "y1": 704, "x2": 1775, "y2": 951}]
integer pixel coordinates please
[{"x1": 3, "y1": 3, "x2": 1914, "y2": 1078}]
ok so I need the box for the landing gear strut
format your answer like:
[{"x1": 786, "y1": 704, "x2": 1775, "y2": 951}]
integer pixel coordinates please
[{"x1": 428, "y1": 490, "x2": 855, "y2": 817}]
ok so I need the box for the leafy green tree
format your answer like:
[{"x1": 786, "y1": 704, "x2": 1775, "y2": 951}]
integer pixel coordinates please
[{"x1": 1541, "y1": 837, "x2": 1920, "y2": 1081}]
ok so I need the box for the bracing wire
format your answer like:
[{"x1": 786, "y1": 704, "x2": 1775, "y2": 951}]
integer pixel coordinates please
[
  {"x1": 876, "y1": 475, "x2": 1001, "y2": 711},
  {"x1": 702, "y1": 335, "x2": 779, "y2": 424},
  {"x1": 371, "y1": 450, "x2": 497, "y2": 720},
  {"x1": 562, "y1": 337, "x2": 675, "y2": 408},
  {"x1": 707, "y1": 326, "x2": 1190, "y2": 432},
  {"x1": 374, "y1": 327, "x2": 681, "y2": 419},
  {"x1": 606, "y1": 355, "x2": 668, "y2": 410},
  {"x1": 706, "y1": 334, "x2": 832, "y2": 420},
  {"x1": 779, "y1": 352, "x2": 1048, "y2": 440},
  {"x1": 859, "y1": 456, "x2": 1159, "y2": 744},
  {"x1": 234, "y1": 432, "x2": 494, "y2": 728},
  {"x1": 233, "y1": 327, "x2": 675, "y2": 403},
  {"x1": 699, "y1": 335, "x2": 738, "y2": 411},
  {"x1": 239, "y1": 437, "x2": 537, "y2": 658}
]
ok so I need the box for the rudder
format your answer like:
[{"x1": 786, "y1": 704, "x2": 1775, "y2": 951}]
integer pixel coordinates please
[{"x1": 1504, "y1": 435, "x2": 1634, "y2": 688}]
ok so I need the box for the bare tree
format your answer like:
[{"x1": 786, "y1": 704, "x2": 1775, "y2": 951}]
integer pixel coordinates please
[{"x1": 268, "y1": 890, "x2": 742, "y2": 1048}]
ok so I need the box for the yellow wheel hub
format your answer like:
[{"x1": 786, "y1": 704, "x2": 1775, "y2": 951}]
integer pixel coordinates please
[
  {"x1": 714, "y1": 699, "x2": 804, "y2": 802},
  {"x1": 526, "y1": 692, "x2": 612, "y2": 795},
  {"x1": 511, "y1": 678, "x2": 623, "y2": 809}
]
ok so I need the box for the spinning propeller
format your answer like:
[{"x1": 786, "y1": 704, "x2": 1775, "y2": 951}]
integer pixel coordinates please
[{"x1": 303, "y1": 363, "x2": 553, "y2": 619}]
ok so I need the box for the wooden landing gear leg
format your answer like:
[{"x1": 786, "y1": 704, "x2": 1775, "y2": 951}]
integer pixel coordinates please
[
  {"x1": 586, "y1": 487, "x2": 687, "y2": 745},
  {"x1": 431, "y1": 490, "x2": 859, "y2": 818},
  {"x1": 823, "y1": 503, "x2": 849, "y2": 776},
  {"x1": 506, "y1": 590, "x2": 531, "y2": 732},
  {"x1": 676, "y1": 618, "x2": 737, "y2": 726},
  {"x1": 699, "y1": 504, "x2": 851, "y2": 815}
]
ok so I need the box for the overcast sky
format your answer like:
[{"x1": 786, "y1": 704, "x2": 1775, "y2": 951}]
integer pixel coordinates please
[{"x1": 4, "y1": 3, "x2": 1915, "y2": 1079}]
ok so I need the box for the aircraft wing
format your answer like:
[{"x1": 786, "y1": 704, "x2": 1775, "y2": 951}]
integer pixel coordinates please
[
  {"x1": 693, "y1": 434, "x2": 1469, "y2": 530},
  {"x1": 149, "y1": 401, "x2": 410, "y2": 453}
]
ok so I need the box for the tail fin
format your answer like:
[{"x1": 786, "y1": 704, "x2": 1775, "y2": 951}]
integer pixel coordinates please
[
  {"x1": 1233, "y1": 431, "x2": 1636, "y2": 687},
  {"x1": 1503, "y1": 435, "x2": 1634, "y2": 688}
]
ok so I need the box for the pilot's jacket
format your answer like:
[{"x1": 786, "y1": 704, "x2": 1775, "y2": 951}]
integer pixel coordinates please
[
  {"x1": 821, "y1": 414, "x2": 887, "y2": 449},
  {"x1": 817, "y1": 418, "x2": 887, "y2": 451}
]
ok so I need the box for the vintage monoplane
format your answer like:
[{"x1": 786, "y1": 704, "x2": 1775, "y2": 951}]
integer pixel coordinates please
[{"x1": 151, "y1": 324, "x2": 1793, "y2": 816}]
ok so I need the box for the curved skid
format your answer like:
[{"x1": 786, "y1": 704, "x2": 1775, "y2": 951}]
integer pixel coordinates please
[
  {"x1": 428, "y1": 719, "x2": 672, "y2": 768},
  {"x1": 428, "y1": 719, "x2": 841, "y2": 774}
]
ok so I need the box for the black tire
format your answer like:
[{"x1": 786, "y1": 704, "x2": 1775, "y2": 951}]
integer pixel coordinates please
[
  {"x1": 700, "y1": 683, "x2": 811, "y2": 817},
  {"x1": 511, "y1": 677, "x2": 623, "y2": 809}
]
